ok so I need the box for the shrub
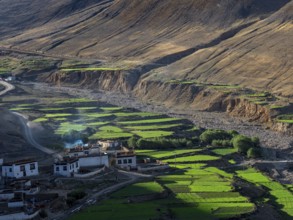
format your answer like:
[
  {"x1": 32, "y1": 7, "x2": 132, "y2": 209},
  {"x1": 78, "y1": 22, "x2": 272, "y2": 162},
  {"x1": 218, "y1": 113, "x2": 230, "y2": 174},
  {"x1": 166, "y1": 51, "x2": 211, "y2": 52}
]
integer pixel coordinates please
[
  {"x1": 67, "y1": 190, "x2": 86, "y2": 200},
  {"x1": 39, "y1": 209, "x2": 48, "y2": 218},
  {"x1": 232, "y1": 135, "x2": 254, "y2": 154},
  {"x1": 66, "y1": 197, "x2": 76, "y2": 207},
  {"x1": 251, "y1": 136, "x2": 260, "y2": 147},
  {"x1": 136, "y1": 137, "x2": 195, "y2": 149},
  {"x1": 200, "y1": 130, "x2": 232, "y2": 144},
  {"x1": 247, "y1": 148, "x2": 261, "y2": 158},
  {"x1": 228, "y1": 130, "x2": 239, "y2": 137},
  {"x1": 211, "y1": 140, "x2": 232, "y2": 147},
  {"x1": 128, "y1": 136, "x2": 138, "y2": 148}
]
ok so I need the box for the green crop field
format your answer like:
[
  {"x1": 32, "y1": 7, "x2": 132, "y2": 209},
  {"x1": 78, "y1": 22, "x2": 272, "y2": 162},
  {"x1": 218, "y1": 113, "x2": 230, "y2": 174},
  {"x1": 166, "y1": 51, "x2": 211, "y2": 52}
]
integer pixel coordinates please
[
  {"x1": 61, "y1": 67, "x2": 124, "y2": 72},
  {"x1": 89, "y1": 125, "x2": 133, "y2": 139},
  {"x1": 212, "y1": 148, "x2": 237, "y2": 156},
  {"x1": 132, "y1": 130, "x2": 173, "y2": 138},
  {"x1": 76, "y1": 107, "x2": 97, "y2": 111},
  {"x1": 118, "y1": 118, "x2": 182, "y2": 125},
  {"x1": 55, "y1": 98, "x2": 96, "y2": 104},
  {"x1": 100, "y1": 107, "x2": 123, "y2": 111},
  {"x1": 114, "y1": 112, "x2": 160, "y2": 117},
  {"x1": 81, "y1": 113, "x2": 113, "y2": 118},
  {"x1": 33, "y1": 117, "x2": 48, "y2": 123},
  {"x1": 163, "y1": 155, "x2": 220, "y2": 163},
  {"x1": 136, "y1": 149, "x2": 202, "y2": 159},
  {"x1": 44, "y1": 113, "x2": 73, "y2": 118},
  {"x1": 71, "y1": 164, "x2": 255, "y2": 220},
  {"x1": 55, "y1": 122, "x2": 88, "y2": 135},
  {"x1": 237, "y1": 168, "x2": 293, "y2": 217},
  {"x1": 111, "y1": 182, "x2": 164, "y2": 198},
  {"x1": 126, "y1": 124, "x2": 182, "y2": 130}
]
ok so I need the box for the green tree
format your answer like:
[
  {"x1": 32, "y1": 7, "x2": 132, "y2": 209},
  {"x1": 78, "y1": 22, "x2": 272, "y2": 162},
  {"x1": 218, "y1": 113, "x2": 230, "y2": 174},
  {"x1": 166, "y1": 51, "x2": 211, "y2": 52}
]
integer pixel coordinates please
[
  {"x1": 232, "y1": 135, "x2": 254, "y2": 154},
  {"x1": 200, "y1": 129, "x2": 232, "y2": 144},
  {"x1": 127, "y1": 136, "x2": 138, "y2": 148},
  {"x1": 251, "y1": 136, "x2": 260, "y2": 147},
  {"x1": 247, "y1": 147, "x2": 260, "y2": 158}
]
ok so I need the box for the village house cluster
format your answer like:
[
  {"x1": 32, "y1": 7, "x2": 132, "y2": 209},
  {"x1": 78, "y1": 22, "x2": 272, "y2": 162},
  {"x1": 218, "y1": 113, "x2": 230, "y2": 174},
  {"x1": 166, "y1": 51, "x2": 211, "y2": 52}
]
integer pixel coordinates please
[
  {"x1": 0, "y1": 140, "x2": 169, "y2": 219},
  {"x1": 0, "y1": 140, "x2": 138, "y2": 219}
]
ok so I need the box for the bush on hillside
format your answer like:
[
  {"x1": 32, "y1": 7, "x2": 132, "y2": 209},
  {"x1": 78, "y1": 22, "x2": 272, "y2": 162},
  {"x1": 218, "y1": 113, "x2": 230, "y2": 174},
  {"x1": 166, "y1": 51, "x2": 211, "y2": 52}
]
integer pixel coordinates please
[
  {"x1": 232, "y1": 135, "x2": 255, "y2": 154},
  {"x1": 136, "y1": 137, "x2": 194, "y2": 149},
  {"x1": 211, "y1": 139, "x2": 232, "y2": 148},
  {"x1": 200, "y1": 129, "x2": 232, "y2": 144},
  {"x1": 247, "y1": 147, "x2": 261, "y2": 158},
  {"x1": 127, "y1": 136, "x2": 138, "y2": 148}
]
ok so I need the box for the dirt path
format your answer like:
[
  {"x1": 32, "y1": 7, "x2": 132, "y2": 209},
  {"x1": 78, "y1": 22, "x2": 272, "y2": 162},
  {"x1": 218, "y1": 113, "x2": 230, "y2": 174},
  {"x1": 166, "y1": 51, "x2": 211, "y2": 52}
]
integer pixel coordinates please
[
  {"x1": 0, "y1": 80, "x2": 15, "y2": 96},
  {"x1": 12, "y1": 112, "x2": 63, "y2": 160}
]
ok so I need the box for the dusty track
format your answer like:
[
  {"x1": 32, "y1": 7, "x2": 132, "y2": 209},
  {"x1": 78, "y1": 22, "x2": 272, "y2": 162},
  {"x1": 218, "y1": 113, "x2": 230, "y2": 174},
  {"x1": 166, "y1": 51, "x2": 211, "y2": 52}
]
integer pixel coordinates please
[
  {"x1": 0, "y1": 81, "x2": 15, "y2": 96},
  {"x1": 13, "y1": 112, "x2": 62, "y2": 160}
]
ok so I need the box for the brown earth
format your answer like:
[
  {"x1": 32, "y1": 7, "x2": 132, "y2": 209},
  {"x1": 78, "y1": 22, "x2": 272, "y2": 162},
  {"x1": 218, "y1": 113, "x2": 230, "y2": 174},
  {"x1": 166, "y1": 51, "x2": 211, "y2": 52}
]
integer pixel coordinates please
[{"x1": 0, "y1": 0, "x2": 292, "y2": 97}]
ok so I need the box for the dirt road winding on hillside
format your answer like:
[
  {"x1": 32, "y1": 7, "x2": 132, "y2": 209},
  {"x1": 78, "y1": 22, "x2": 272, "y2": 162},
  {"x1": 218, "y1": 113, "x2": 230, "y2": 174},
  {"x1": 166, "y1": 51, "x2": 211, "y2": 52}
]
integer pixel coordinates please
[
  {"x1": 13, "y1": 112, "x2": 62, "y2": 160},
  {"x1": 0, "y1": 81, "x2": 15, "y2": 96}
]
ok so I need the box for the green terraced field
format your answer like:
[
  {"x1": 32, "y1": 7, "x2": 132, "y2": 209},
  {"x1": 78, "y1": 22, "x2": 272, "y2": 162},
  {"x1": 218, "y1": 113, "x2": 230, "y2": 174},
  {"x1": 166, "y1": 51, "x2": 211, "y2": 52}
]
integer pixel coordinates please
[
  {"x1": 132, "y1": 130, "x2": 173, "y2": 138},
  {"x1": 100, "y1": 107, "x2": 123, "y2": 111},
  {"x1": 237, "y1": 168, "x2": 293, "y2": 217},
  {"x1": 44, "y1": 113, "x2": 73, "y2": 118},
  {"x1": 114, "y1": 112, "x2": 160, "y2": 117},
  {"x1": 61, "y1": 67, "x2": 124, "y2": 72},
  {"x1": 163, "y1": 155, "x2": 220, "y2": 163},
  {"x1": 136, "y1": 149, "x2": 202, "y2": 159},
  {"x1": 55, "y1": 98, "x2": 96, "y2": 104},
  {"x1": 55, "y1": 122, "x2": 87, "y2": 135},
  {"x1": 111, "y1": 182, "x2": 164, "y2": 198},
  {"x1": 89, "y1": 125, "x2": 133, "y2": 140},
  {"x1": 118, "y1": 118, "x2": 182, "y2": 125},
  {"x1": 33, "y1": 118, "x2": 48, "y2": 123},
  {"x1": 71, "y1": 165, "x2": 255, "y2": 220},
  {"x1": 212, "y1": 148, "x2": 237, "y2": 156},
  {"x1": 126, "y1": 124, "x2": 182, "y2": 130}
]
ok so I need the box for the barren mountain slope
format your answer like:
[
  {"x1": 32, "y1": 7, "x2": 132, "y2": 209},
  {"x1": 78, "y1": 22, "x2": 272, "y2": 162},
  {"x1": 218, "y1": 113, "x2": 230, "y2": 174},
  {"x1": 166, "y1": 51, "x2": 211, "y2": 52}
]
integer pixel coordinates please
[
  {"x1": 144, "y1": 1, "x2": 293, "y2": 97},
  {"x1": 0, "y1": 0, "x2": 292, "y2": 96},
  {"x1": 0, "y1": 0, "x2": 104, "y2": 38}
]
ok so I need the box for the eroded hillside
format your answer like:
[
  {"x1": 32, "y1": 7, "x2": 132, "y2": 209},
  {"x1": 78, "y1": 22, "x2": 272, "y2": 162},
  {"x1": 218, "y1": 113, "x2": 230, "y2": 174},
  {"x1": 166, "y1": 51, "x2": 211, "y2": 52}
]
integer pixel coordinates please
[{"x1": 0, "y1": 0, "x2": 292, "y2": 97}]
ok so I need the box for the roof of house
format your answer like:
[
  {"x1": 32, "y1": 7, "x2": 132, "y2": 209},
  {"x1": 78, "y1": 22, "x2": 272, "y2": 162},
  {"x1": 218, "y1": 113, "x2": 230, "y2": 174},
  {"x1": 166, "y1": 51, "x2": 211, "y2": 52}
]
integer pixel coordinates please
[
  {"x1": 3, "y1": 159, "x2": 36, "y2": 166},
  {"x1": 116, "y1": 152, "x2": 136, "y2": 158},
  {"x1": 78, "y1": 153, "x2": 108, "y2": 159},
  {"x1": 54, "y1": 158, "x2": 79, "y2": 165}
]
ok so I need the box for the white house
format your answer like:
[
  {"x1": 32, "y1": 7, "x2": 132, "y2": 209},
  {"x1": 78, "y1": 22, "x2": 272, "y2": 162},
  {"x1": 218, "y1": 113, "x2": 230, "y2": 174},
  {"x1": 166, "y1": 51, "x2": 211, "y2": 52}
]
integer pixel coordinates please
[
  {"x1": 0, "y1": 190, "x2": 14, "y2": 200},
  {"x1": 67, "y1": 145, "x2": 100, "y2": 158},
  {"x1": 98, "y1": 140, "x2": 120, "y2": 149},
  {"x1": 115, "y1": 152, "x2": 137, "y2": 169},
  {"x1": 8, "y1": 199, "x2": 24, "y2": 208},
  {"x1": 79, "y1": 154, "x2": 109, "y2": 168},
  {"x1": 2, "y1": 160, "x2": 39, "y2": 179},
  {"x1": 54, "y1": 158, "x2": 80, "y2": 177}
]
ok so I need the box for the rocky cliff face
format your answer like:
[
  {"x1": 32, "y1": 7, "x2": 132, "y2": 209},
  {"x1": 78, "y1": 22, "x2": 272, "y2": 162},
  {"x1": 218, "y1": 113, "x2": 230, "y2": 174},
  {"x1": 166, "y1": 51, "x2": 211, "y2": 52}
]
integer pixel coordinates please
[{"x1": 40, "y1": 70, "x2": 139, "y2": 92}]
